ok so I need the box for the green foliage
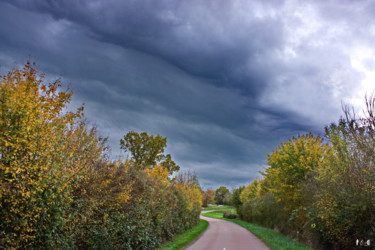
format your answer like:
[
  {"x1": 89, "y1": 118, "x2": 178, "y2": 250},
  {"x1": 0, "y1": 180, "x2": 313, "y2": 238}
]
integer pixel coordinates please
[
  {"x1": 261, "y1": 134, "x2": 327, "y2": 239},
  {"x1": 263, "y1": 134, "x2": 327, "y2": 212},
  {"x1": 237, "y1": 94, "x2": 375, "y2": 249},
  {"x1": 204, "y1": 209, "x2": 313, "y2": 250},
  {"x1": 311, "y1": 98, "x2": 375, "y2": 248},
  {"x1": 239, "y1": 134, "x2": 327, "y2": 239},
  {"x1": 120, "y1": 131, "x2": 180, "y2": 174},
  {"x1": 223, "y1": 211, "x2": 237, "y2": 219},
  {"x1": 214, "y1": 186, "x2": 230, "y2": 205},
  {"x1": 228, "y1": 219, "x2": 314, "y2": 250},
  {"x1": 0, "y1": 62, "x2": 85, "y2": 248},
  {"x1": 231, "y1": 186, "x2": 245, "y2": 210},
  {"x1": 201, "y1": 204, "x2": 233, "y2": 211},
  {"x1": 160, "y1": 219, "x2": 208, "y2": 250},
  {"x1": 240, "y1": 179, "x2": 261, "y2": 204}
]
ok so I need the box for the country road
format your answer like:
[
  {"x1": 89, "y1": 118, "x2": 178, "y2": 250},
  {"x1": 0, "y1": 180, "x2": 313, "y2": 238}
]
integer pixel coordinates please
[{"x1": 184, "y1": 211, "x2": 270, "y2": 250}]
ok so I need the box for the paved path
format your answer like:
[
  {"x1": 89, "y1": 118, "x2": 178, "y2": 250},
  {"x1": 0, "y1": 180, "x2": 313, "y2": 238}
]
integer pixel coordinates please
[{"x1": 185, "y1": 211, "x2": 270, "y2": 250}]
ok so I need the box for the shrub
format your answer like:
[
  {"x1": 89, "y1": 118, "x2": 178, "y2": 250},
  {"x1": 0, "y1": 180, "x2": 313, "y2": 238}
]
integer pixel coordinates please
[
  {"x1": 223, "y1": 212, "x2": 237, "y2": 219},
  {"x1": 0, "y1": 63, "x2": 202, "y2": 248},
  {"x1": 0, "y1": 63, "x2": 85, "y2": 248},
  {"x1": 311, "y1": 98, "x2": 375, "y2": 248}
]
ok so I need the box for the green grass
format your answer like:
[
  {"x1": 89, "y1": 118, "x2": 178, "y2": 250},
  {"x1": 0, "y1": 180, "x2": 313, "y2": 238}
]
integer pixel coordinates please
[
  {"x1": 202, "y1": 204, "x2": 235, "y2": 212},
  {"x1": 203, "y1": 210, "x2": 313, "y2": 250},
  {"x1": 159, "y1": 219, "x2": 209, "y2": 250}
]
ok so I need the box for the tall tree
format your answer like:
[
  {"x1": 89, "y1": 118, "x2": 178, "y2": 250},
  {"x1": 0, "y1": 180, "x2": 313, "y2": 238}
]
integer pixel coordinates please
[{"x1": 120, "y1": 131, "x2": 180, "y2": 174}]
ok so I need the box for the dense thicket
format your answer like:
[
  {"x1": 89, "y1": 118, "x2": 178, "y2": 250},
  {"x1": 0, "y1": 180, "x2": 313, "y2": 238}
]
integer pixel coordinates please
[
  {"x1": 0, "y1": 63, "x2": 202, "y2": 249},
  {"x1": 237, "y1": 96, "x2": 375, "y2": 249}
]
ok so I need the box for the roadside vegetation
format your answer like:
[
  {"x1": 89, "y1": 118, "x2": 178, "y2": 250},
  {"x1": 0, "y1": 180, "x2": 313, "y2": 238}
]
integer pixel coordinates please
[
  {"x1": 202, "y1": 204, "x2": 235, "y2": 212},
  {"x1": 202, "y1": 93, "x2": 374, "y2": 249},
  {"x1": 0, "y1": 63, "x2": 202, "y2": 249},
  {"x1": 203, "y1": 208, "x2": 313, "y2": 250},
  {"x1": 159, "y1": 219, "x2": 208, "y2": 250},
  {"x1": 1, "y1": 63, "x2": 373, "y2": 249}
]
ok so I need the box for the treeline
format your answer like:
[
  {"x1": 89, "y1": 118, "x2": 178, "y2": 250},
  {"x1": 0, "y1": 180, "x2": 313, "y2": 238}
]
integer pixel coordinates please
[
  {"x1": 0, "y1": 63, "x2": 202, "y2": 249},
  {"x1": 232, "y1": 96, "x2": 375, "y2": 249}
]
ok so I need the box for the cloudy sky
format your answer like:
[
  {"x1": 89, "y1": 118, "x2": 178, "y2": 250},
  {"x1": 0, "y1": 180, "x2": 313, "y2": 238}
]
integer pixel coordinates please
[{"x1": 0, "y1": 0, "x2": 374, "y2": 189}]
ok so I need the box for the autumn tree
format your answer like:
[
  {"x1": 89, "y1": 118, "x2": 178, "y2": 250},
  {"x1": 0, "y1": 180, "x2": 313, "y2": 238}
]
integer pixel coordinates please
[
  {"x1": 313, "y1": 95, "x2": 375, "y2": 248},
  {"x1": 0, "y1": 62, "x2": 202, "y2": 249},
  {"x1": 237, "y1": 95, "x2": 375, "y2": 249},
  {"x1": 0, "y1": 63, "x2": 85, "y2": 247},
  {"x1": 263, "y1": 134, "x2": 327, "y2": 210},
  {"x1": 202, "y1": 189, "x2": 214, "y2": 207},
  {"x1": 261, "y1": 133, "x2": 327, "y2": 238},
  {"x1": 172, "y1": 171, "x2": 203, "y2": 227},
  {"x1": 240, "y1": 180, "x2": 261, "y2": 204},
  {"x1": 214, "y1": 186, "x2": 230, "y2": 205},
  {"x1": 120, "y1": 131, "x2": 180, "y2": 174}
]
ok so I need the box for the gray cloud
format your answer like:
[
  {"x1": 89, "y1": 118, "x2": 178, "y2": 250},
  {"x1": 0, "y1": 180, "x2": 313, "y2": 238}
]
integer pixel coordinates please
[{"x1": 0, "y1": 0, "x2": 373, "y2": 188}]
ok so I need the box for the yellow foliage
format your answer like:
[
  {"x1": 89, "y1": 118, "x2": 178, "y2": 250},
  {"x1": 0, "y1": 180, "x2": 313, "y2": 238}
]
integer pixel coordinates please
[
  {"x1": 0, "y1": 63, "x2": 98, "y2": 247},
  {"x1": 144, "y1": 164, "x2": 169, "y2": 185},
  {"x1": 174, "y1": 182, "x2": 202, "y2": 211},
  {"x1": 0, "y1": 63, "x2": 198, "y2": 248},
  {"x1": 262, "y1": 134, "x2": 327, "y2": 212},
  {"x1": 240, "y1": 179, "x2": 262, "y2": 204}
]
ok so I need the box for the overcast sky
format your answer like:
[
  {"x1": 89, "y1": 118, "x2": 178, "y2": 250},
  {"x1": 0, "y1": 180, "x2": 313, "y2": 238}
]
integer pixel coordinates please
[{"x1": 0, "y1": 0, "x2": 374, "y2": 189}]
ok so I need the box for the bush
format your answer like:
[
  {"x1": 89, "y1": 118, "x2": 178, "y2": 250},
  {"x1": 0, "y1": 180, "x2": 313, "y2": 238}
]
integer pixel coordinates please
[
  {"x1": 223, "y1": 212, "x2": 237, "y2": 219},
  {"x1": 237, "y1": 94, "x2": 375, "y2": 249},
  {"x1": 0, "y1": 63, "x2": 85, "y2": 248},
  {"x1": 311, "y1": 101, "x2": 375, "y2": 248},
  {"x1": 0, "y1": 63, "x2": 203, "y2": 248}
]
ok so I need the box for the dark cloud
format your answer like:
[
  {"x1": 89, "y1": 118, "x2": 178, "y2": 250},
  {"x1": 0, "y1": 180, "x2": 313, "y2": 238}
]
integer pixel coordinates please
[{"x1": 0, "y1": 0, "x2": 373, "y2": 188}]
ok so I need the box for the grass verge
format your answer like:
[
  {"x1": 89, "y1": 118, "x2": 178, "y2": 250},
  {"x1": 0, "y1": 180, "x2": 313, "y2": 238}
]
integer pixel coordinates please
[
  {"x1": 202, "y1": 204, "x2": 235, "y2": 212},
  {"x1": 204, "y1": 210, "x2": 313, "y2": 250},
  {"x1": 159, "y1": 219, "x2": 209, "y2": 250}
]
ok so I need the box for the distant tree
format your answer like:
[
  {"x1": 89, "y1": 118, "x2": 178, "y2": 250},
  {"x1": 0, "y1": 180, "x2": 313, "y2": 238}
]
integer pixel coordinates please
[
  {"x1": 202, "y1": 189, "x2": 215, "y2": 207},
  {"x1": 231, "y1": 186, "x2": 245, "y2": 209},
  {"x1": 206, "y1": 189, "x2": 214, "y2": 203},
  {"x1": 240, "y1": 180, "x2": 261, "y2": 204},
  {"x1": 173, "y1": 170, "x2": 200, "y2": 188},
  {"x1": 223, "y1": 192, "x2": 233, "y2": 205},
  {"x1": 214, "y1": 186, "x2": 230, "y2": 205},
  {"x1": 120, "y1": 131, "x2": 180, "y2": 174}
]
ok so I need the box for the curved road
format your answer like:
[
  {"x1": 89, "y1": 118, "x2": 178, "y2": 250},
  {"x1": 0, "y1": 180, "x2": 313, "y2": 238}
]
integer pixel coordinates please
[{"x1": 185, "y1": 212, "x2": 270, "y2": 250}]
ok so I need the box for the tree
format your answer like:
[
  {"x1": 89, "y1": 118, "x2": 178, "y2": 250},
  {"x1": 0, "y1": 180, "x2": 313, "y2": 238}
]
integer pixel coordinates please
[
  {"x1": 120, "y1": 131, "x2": 180, "y2": 174},
  {"x1": 312, "y1": 94, "x2": 375, "y2": 248},
  {"x1": 240, "y1": 180, "x2": 261, "y2": 204},
  {"x1": 262, "y1": 134, "x2": 327, "y2": 212},
  {"x1": 214, "y1": 186, "x2": 230, "y2": 205},
  {"x1": 202, "y1": 189, "x2": 214, "y2": 207},
  {"x1": 232, "y1": 186, "x2": 245, "y2": 209},
  {"x1": 0, "y1": 62, "x2": 85, "y2": 247},
  {"x1": 261, "y1": 133, "x2": 327, "y2": 238}
]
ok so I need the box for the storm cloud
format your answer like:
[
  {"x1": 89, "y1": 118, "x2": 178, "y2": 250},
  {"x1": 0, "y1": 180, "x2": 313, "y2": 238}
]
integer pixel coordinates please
[{"x1": 0, "y1": 0, "x2": 374, "y2": 188}]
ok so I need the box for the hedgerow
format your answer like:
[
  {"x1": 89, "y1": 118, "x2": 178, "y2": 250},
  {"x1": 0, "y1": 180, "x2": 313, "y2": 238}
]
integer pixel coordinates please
[{"x1": 0, "y1": 63, "x2": 202, "y2": 249}]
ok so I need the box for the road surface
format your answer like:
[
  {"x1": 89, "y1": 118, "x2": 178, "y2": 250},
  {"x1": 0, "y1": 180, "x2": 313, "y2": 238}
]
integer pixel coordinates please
[{"x1": 185, "y1": 212, "x2": 270, "y2": 250}]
